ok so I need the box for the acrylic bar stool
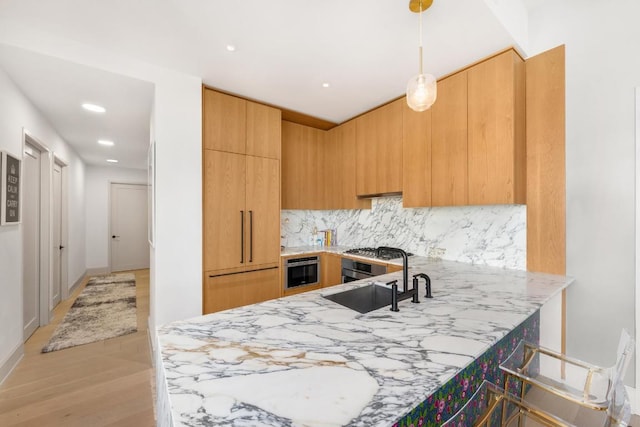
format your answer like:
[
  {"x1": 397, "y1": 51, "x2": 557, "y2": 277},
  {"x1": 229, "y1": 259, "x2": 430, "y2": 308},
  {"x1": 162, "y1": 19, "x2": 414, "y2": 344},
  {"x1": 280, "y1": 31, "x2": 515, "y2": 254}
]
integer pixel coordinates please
[
  {"x1": 442, "y1": 380, "x2": 576, "y2": 427},
  {"x1": 499, "y1": 329, "x2": 634, "y2": 427}
]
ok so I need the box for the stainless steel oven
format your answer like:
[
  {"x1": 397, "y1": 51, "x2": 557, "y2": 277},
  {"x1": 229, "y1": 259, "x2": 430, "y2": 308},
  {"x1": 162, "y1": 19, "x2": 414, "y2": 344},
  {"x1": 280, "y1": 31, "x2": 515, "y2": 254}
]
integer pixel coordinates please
[
  {"x1": 341, "y1": 258, "x2": 387, "y2": 283},
  {"x1": 285, "y1": 256, "x2": 320, "y2": 289}
]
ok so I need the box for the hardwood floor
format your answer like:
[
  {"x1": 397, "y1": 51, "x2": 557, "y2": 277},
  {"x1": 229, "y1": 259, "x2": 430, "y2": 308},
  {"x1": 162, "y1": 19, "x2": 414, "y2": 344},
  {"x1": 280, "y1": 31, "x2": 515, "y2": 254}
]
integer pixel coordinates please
[{"x1": 0, "y1": 269, "x2": 155, "y2": 426}]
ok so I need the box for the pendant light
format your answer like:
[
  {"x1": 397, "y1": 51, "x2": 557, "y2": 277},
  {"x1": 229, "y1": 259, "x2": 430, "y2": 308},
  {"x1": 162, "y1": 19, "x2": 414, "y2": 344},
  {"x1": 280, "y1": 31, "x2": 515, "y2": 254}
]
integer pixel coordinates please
[{"x1": 406, "y1": 0, "x2": 437, "y2": 112}]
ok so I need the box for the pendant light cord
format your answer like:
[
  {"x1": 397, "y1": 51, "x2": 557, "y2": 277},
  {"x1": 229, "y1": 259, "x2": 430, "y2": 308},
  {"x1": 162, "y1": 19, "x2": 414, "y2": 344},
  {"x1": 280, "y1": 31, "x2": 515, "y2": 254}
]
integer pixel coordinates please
[{"x1": 418, "y1": 1, "x2": 423, "y2": 75}]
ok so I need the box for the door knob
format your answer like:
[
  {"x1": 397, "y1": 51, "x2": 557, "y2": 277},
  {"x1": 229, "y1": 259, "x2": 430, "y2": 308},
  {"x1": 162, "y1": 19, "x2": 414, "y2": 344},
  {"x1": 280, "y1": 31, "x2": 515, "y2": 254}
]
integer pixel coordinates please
[
  {"x1": 112, "y1": 235, "x2": 120, "y2": 239},
  {"x1": 59, "y1": 245, "x2": 65, "y2": 250}
]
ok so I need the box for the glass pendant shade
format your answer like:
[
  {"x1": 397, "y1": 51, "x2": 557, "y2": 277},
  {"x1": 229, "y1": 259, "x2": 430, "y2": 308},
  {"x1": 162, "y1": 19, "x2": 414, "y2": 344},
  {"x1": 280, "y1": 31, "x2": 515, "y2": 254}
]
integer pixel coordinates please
[{"x1": 406, "y1": 72, "x2": 437, "y2": 112}]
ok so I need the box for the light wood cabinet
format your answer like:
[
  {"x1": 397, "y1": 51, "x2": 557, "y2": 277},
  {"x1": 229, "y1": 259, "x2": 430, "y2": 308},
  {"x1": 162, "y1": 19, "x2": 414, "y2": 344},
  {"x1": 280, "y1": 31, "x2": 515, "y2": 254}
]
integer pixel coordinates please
[
  {"x1": 525, "y1": 45, "x2": 565, "y2": 275},
  {"x1": 401, "y1": 48, "x2": 525, "y2": 208},
  {"x1": 325, "y1": 121, "x2": 371, "y2": 209},
  {"x1": 386, "y1": 263, "x2": 403, "y2": 273},
  {"x1": 355, "y1": 99, "x2": 403, "y2": 196},
  {"x1": 431, "y1": 71, "x2": 469, "y2": 206},
  {"x1": 204, "y1": 267, "x2": 280, "y2": 314},
  {"x1": 203, "y1": 89, "x2": 246, "y2": 154},
  {"x1": 247, "y1": 101, "x2": 281, "y2": 160},
  {"x1": 202, "y1": 88, "x2": 282, "y2": 315},
  {"x1": 282, "y1": 120, "x2": 371, "y2": 210},
  {"x1": 281, "y1": 121, "x2": 325, "y2": 209},
  {"x1": 203, "y1": 88, "x2": 281, "y2": 159},
  {"x1": 467, "y1": 50, "x2": 525, "y2": 205},
  {"x1": 402, "y1": 101, "x2": 432, "y2": 207},
  {"x1": 203, "y1": 150, "x2": 280, "y2": 272},
  {"x1": 245, "y1": 156, "x2": 281, "y2": 268},
  {"x1": 321, "y1": 253, "x2": 343, "y2": 287},
  {"x1": 203, "y1": 150, "x2": 246, "y2": 271}
]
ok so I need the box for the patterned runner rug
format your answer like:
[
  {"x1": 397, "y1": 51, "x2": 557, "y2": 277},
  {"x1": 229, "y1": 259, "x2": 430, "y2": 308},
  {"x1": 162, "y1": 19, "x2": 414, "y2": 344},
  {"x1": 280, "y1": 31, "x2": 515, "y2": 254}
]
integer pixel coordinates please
[{"x1": 42, "y1": 272, "x2": 137, "y2": 353}]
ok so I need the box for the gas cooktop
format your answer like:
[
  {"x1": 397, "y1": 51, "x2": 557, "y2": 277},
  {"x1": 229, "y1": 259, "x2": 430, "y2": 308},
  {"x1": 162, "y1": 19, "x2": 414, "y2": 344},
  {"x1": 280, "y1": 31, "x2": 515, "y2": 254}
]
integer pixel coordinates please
[{"x1": 344, "y1": 247, "x2": 414, "y2": 261}]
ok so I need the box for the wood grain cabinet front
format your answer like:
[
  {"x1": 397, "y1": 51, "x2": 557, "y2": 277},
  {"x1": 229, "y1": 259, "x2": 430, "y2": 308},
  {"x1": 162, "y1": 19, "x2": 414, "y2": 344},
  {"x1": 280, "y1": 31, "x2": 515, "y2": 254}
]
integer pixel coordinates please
[
  {"x1": 325, "y1": 121, "x2": 371, "y2": 209},
  {"x1": 281, "y1": 121, "x2": 324, "y2": 209},
  {"x1": 431, "y1": 71, "x2": 469, "y2": 207},
  {"x1": 467, "y1": 50, "x2": 526, "y2": 205},
  {"x1": 281, "y1": 120, "x2": 370, "y2": 210},
  {"x1": 355, "y1": 99, "x2": 403, "y2": 197},
  {"x1": 321, "y1": 253, "x2": 343, "y2": 287},
  {"x1": 204, "y1": 267, "x2": 280, "y2": 314},
  {"x1": 203, "y1": 89, "x2": 247, "y2": 154},
  {"x1": 401, "y1": 48, "x2": 525, "y2": 208},
  {"x1": 202, "y1": 88, "x2": 282, "y2": 313},
  {"x1": 203, "y1": 88, "x2": 281, "y2": 159},
  {"x1": 203, "y1": 150, "x2": 246, "y2": 271},
  {"x1": 203, "y1": 150, "x2": 280, "y2": 272}
]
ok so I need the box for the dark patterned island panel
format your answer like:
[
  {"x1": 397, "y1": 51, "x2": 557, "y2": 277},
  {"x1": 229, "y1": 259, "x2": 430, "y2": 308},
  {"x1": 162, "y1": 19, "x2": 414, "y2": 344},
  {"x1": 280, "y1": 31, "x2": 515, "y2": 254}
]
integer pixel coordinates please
[{"x1": 395, "y1": 311, "x2": 538, "y2": 426}]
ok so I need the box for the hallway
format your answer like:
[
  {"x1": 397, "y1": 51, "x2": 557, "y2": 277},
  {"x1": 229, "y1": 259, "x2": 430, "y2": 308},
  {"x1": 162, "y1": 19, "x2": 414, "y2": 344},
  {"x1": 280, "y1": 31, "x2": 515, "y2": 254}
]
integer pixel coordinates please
[{"x1": 0, "y1": 270, "x2": 155, "y2": 426}]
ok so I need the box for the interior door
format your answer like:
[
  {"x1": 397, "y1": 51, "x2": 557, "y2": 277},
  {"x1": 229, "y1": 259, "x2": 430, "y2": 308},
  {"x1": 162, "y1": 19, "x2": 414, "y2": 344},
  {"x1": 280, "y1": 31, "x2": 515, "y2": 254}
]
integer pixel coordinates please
[
  {"x1": 51, "y1": 162, "x2": 62, "y2": 308},
  {"x1": 245, "y1": 156, "x2": 280, "y2": 267},
  {"x1": 110, "y1": 183, "x2": 150, "y2": 272},
  {"x1": 23, "y1": 143, "x2": 40, "y2": 340},
  {"x1": 203, "y1": 150, "x2": 246, "y2": 271}
]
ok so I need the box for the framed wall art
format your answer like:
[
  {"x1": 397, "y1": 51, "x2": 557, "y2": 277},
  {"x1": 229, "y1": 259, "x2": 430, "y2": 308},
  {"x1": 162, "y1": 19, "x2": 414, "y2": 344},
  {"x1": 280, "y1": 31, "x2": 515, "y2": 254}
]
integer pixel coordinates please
[{"x1": 1, "y1": 151, "x2": 21, "y2": 225}]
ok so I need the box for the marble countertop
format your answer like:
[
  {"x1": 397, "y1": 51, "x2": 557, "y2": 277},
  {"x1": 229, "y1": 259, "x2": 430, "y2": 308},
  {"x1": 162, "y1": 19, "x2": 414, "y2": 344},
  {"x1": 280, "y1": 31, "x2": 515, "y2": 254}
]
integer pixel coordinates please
[
  {"x1": 280, "y1": 245, "x2": 351, "y2": 257},
  {"x1": 158, "y1": 256, "x2": 573, "y2": 427}
]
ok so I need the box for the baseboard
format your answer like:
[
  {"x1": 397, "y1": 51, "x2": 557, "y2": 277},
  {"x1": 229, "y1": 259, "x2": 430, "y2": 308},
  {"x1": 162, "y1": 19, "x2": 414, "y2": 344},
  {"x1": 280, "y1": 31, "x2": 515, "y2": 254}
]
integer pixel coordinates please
[
  {"x1": 68, "y1": 270, "x2": 87, "y2": 295},
  {"x1": 0, "y1": 343, "x2": 24, "y2": 386},
  {"x1": 86, "y1": 266, "x2": 109, "y2": 276},
  {"x1": 147, "y1": 316, "x2": 157, "y2": 367}
]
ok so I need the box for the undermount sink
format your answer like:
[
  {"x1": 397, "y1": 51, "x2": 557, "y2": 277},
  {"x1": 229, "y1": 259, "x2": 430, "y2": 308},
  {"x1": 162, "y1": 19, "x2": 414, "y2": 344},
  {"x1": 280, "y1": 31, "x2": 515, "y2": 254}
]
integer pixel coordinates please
[{"x1": 323, "y1": 284, "x2": 393, "y2": 314}]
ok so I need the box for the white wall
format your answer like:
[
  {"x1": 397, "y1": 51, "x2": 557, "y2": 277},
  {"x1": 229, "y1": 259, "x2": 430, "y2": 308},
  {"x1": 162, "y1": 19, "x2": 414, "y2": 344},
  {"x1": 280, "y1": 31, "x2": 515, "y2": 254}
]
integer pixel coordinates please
[
  {"x1": 85, "y1": 165, "x2": 147, "y2": 270},
  {"x1": 0, "y1": 24, "x2": 203, "y2": 334},
  {"x1": 0, "y1": 65, "x2": 86, "y2": 378},
  {"x1": 528, "y1": 0, "x2": 640, "y2": 383},
  {"x1": 67, "y1": 156, "x2": 86, "y2": 289}
]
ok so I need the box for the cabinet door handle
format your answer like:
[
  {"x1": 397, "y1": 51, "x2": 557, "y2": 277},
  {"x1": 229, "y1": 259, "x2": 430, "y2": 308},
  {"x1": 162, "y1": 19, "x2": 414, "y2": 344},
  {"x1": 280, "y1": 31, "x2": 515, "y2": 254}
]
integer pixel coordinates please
[
  {"x1": 249, "y1": 210, "x2": 254, "y2": 262},
  {"x1": 240, "y1": 210, "x2": 245, "y2": 263}
]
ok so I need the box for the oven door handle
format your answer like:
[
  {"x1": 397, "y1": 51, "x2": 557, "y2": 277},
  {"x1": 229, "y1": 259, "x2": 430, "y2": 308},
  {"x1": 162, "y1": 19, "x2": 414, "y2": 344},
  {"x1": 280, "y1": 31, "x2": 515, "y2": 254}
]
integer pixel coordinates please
[
  {"x1": 342, "y1": 269, "x2": 374, "y2": 281},
  {"x1": 287, "y1": 260, "x2": 319, "y2": 267}
]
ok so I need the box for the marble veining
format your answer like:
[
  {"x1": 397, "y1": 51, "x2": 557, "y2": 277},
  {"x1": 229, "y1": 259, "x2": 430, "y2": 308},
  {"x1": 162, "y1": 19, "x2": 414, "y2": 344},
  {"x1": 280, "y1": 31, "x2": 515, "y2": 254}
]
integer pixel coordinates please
[
  {"x1": 158, "y1": 258, "x2": 572, "y2": 427},
  {"x1": 281, "y1": 196, "x2": 526, "y2": 270}
]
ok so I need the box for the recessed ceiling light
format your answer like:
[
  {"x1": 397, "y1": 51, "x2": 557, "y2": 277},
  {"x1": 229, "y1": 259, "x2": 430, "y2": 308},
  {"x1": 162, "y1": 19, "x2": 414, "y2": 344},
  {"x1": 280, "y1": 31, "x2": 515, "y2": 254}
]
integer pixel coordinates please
[
  {"x1": 82, "y1": 103, "x2": 106, "y2": 113},
  {"x1": 98, "y1": 139, "x2": 115, "y2": 146},
  {"x1": 226, "y1": 45, "x2": 236, "y2": 52},
  {"x1": 106, "y1": 159, "x2": 119, "y2": 163},
  {"x1": 322, "y1": 82, "x2": 330, "y2": 88}
]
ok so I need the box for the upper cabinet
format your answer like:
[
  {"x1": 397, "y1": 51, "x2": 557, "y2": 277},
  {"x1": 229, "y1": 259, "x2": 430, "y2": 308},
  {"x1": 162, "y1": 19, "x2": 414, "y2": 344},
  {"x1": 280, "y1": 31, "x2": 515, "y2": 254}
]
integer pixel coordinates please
[
  {"x1": 246, "y1": 102, "x2": 281, "y2": 160},
  {"x1": 402, "y1": 100, "x2": 432, "y2": 207},
  {"x1": 431, "y1": 71, "x2": 469, "y2": 207},
  {"x1": 467, "y1": 50, "x2": 525, "y2": 205},
  {"x1": 401, "y1": 48, "x2": 525, "y2": 208},
  {"x1": 355, "y1": 98, "x2": 403, "y2": 197},
  {"x1": 281, "y1": 121, "x2": 324, "y2": 209},
  {"x1": 282, "y1": 120, "x2": 370, "y2": 210},
  {"x1": 325, "y1": 121, "x2": 371, "y2": 209},
  {"x1": 203, "y1": 88, "x2": 281, "y2": 159},
  {"x1": 203, "y1": 89, "x2": 246, "y2": 153}
]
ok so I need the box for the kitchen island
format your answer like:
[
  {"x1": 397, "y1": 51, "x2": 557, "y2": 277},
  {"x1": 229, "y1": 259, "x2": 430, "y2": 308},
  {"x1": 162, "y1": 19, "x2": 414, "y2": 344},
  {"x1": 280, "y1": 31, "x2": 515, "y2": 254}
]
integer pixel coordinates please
[{"x1": 157, "y1": 256, "x2": 573, "y2": 426}]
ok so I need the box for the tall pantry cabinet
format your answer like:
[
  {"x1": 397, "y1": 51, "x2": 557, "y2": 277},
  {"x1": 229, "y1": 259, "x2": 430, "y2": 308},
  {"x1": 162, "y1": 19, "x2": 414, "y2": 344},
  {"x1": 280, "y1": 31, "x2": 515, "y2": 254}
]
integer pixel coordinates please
[{"x1": 202, "y1": 88, "x2": 281, "y2": 314}]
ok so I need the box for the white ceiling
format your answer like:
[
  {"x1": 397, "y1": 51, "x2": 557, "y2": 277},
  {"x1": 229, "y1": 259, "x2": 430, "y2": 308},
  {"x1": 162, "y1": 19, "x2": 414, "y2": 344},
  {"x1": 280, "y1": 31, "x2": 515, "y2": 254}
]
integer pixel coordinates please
[
  {"x1": 0, "y1": 0, "x2": 538, "y2": 169},
  {"x1": 0, "y1": 44, "x2": 154, "y2": 169}
]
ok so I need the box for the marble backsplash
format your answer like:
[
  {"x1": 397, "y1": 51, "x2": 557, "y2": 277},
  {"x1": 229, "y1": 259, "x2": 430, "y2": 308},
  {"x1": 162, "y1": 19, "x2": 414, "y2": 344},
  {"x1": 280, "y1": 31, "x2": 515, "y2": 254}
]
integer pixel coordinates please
[{"x1": 281, "y1": 197, "x2": 526, "y2": 270}]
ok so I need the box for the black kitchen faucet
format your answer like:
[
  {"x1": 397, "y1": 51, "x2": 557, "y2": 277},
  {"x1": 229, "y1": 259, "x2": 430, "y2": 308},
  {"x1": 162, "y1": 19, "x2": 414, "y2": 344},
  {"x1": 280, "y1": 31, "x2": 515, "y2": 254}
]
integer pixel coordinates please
[{"x1": 377, "y1": 247, "x2": 420, "y2": 311}]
